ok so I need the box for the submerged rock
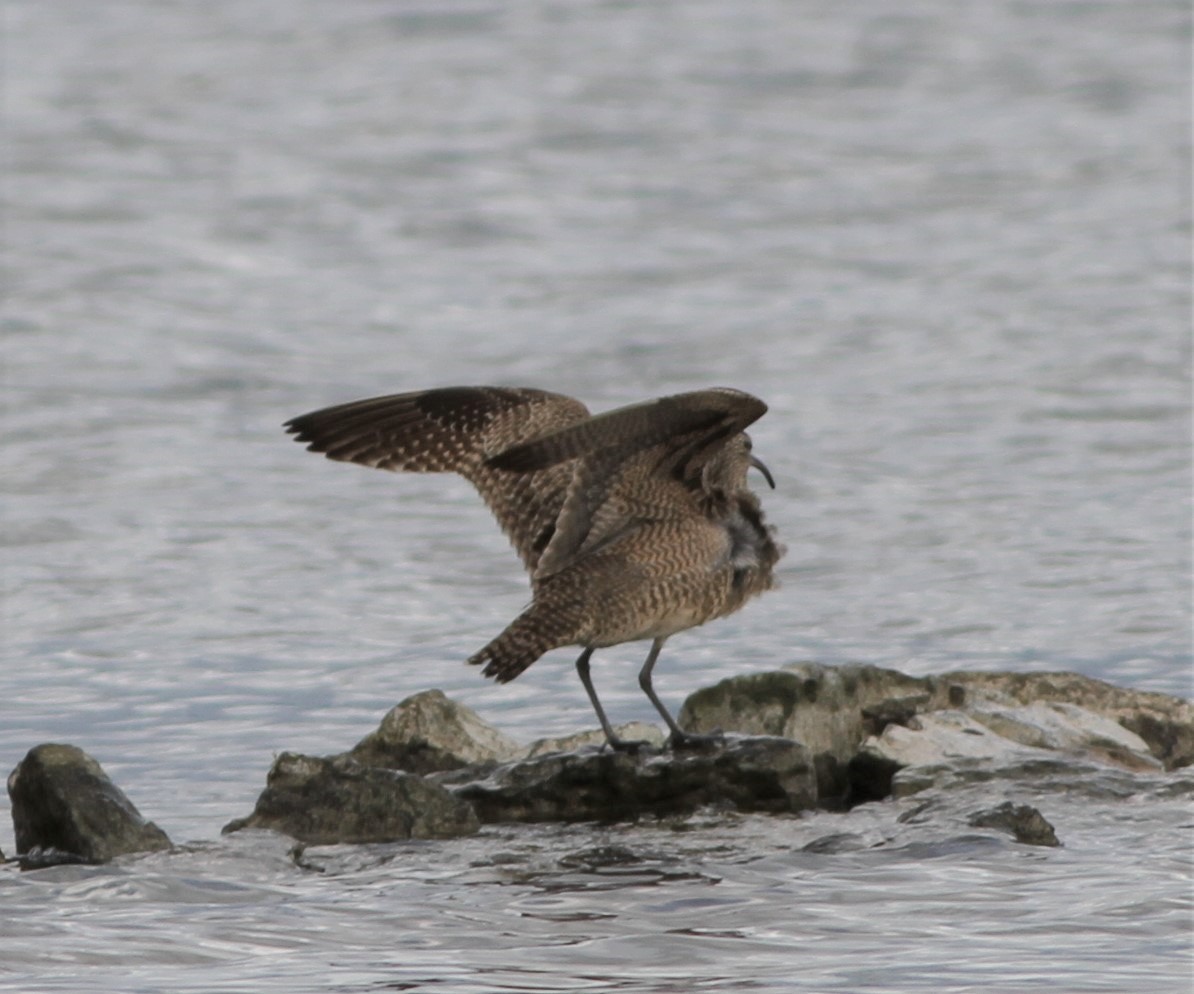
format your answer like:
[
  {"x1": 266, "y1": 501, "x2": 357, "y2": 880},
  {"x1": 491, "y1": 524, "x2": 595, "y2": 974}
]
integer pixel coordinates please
[
  {"x1": 7, "y1": 744, "x2": 171, "y2": 866},
  {"x1": 223, "y1": 752, "x2": 480, "y2": 844},
  {"x1": 968, "y1": 801, "x2": 1060, "y2": 847},
  {"x1": 442, "y1": 735, "x2": 816, "y2": 824}
]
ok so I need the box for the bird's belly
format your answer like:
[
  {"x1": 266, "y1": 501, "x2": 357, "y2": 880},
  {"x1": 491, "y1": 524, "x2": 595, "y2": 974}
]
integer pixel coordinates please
[{"x1": 589, "y1": 600, "x2": 714, "y2": 647}]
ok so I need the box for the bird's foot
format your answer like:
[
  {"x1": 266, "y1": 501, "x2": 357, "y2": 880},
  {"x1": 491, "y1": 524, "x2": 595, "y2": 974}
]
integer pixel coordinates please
[
  {"x1": 603, "y1": 735, "x2": 654, "y2": 754},
  {"x1": 665, "y1": 728, "x2": 724, "y2": 750}
]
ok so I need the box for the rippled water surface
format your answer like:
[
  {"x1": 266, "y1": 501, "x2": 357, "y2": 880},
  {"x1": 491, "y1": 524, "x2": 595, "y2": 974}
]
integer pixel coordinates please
[{"x1": 2, "y1": 0, "x2": 1191, "y2": 991}]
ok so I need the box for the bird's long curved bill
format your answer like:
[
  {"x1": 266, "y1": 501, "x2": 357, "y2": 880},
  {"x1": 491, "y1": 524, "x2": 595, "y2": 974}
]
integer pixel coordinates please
[{"x1": 750, "y1": 456, "x2": 776, "y2": 489}]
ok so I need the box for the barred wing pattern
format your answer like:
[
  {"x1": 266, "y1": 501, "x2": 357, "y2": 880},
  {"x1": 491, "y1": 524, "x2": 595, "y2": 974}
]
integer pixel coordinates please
[
  {"x1": 284, "y1": 387, "x2": 589, "y2": 574},
  {"x1": 284, "y1": 384, "x2": 780, "y2": 751}
]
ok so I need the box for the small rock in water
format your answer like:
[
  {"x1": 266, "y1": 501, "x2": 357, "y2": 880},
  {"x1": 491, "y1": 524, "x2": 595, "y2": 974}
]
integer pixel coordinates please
[
  {"x1": 969, "y1": 801, "x2": 1061, "y2": 847},
  {"x1": 223, "y1": 752, "x2": 480, "y2": 844},
  {"x1": 7, "y1": 743, "x2": 171, "y2": 866}
]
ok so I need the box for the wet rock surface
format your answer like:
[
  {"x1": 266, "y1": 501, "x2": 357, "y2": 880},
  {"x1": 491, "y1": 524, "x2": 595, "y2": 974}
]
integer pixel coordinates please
[
  {"x1": 7, "y1": 743, "x2": 171, "y2": 866},
  {"x1": 931, "y1": 671, "x2": 1193, "y2": 769},
  {"x1": 9, "y1": 666, "x2": 1189, "y2": 854},
  {"x1": 222, "y1": 752, "x2": 481, "y2": 844},
  {"x1": 680, "y1": 664, "x2": 1192, "y2": 806},
  {"x1": 440, "y1": 735, "x2": 816, "y2": 823},
  {"x1": 968, "y1": 801, "x2": 1060, "y2": 847},
  {"x1": 524, "y1": 722, "x2": 667, "y2": 758}
]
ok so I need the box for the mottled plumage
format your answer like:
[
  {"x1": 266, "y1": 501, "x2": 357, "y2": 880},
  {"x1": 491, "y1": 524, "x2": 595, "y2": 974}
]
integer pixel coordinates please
[{"x1": 285, "y1": 386, "x2": 783, "y2": 749}]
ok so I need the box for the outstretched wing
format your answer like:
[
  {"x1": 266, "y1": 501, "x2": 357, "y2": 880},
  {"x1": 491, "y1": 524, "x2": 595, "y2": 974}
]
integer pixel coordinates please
[
  {"x1": 284, "y1": 387, "x2": 590, "y2": 573},
  {"x1": 487, "y1": 388, "x2": 768, "y2": 578}
]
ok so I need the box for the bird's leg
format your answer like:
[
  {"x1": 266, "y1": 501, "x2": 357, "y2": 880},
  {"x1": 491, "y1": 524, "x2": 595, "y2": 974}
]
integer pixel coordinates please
[
  {"x1": 638, "y1": 637, "x2": 724, "y2": 750},
  {"x1": 575, "y1": 648, "x2": 651, "y2": 752}
]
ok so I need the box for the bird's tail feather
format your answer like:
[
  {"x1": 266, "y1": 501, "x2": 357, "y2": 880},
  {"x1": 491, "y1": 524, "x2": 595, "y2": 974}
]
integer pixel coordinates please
[{"x1": 468, "y1": 604, "x2": 582, "y2": 683}]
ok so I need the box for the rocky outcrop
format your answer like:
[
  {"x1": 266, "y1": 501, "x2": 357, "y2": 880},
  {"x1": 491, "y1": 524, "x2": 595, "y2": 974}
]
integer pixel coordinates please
[
  {"x1": 222, "y1": 752, "x2": 481, "y2": 844},
  {"x1": 224, "y1": 735, "x2": 816, "y2": 841},
  {"x1": 680, "y1": 664, "x2": 929, "y2": 756},
  {"x1": 440, "y1": 735, "x2": 816, "y2": 823},
  {"x1": 928, "y1": 671, "x2": 1192, "y2": 770},
  {"x1": 7, "y1": 743, "x2": 171, "y2": 866},
  {"x1": 11, "y1": 666, "x2": 1187, "y2": 855},
  {"x1": 679, "y1": 663, "x2": 1192, "y2": 804},
  {"x1": 864, "y1": 703, "x2": 1162, "y2": 797},
  {"x1": 678, "y1": 663, "x2": 936, "y2": 801}
]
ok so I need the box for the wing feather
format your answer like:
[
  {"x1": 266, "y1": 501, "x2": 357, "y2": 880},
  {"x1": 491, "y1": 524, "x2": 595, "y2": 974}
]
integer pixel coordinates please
[{"x1": 285, "y1": 387, "x2": 589, "y2": 571}]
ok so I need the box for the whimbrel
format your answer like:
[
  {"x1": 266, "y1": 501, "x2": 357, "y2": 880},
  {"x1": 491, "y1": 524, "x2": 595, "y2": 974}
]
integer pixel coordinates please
[{"x1": 284, "y1": 387, "x2": 783, "y2": 749}]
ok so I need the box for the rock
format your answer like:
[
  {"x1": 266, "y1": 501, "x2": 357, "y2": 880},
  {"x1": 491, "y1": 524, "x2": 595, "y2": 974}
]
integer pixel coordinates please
[
  {"x1": 443, "y1": 735, "x2": 816, "y2": 823},
  {"x1": 525, "y1": 722, "x2": 666, "y2": 757},
  {"x1": 877, "y1": 790, "x2": 1067, "y2": 849},
  {"x1": 7, "y1": 743, "x2": 171, "y2": 866},
  {"x1": 223, "y1": 752, "x2": 480, "y2": 844},
  {"x1": 960, "y1": 699, "x2": 1162, "y2": 771},
  {"x1": 224, "y1": 666, "x2": 1186, "y2": 842},
  {"x1": 968, "y1": 801, "x2": 1060, "y2": 847},
  {"x1": 680, "y1": 664, "x2": 1191, "y2": 803},
  {"x1": 860, "y1": 697, "x2": 1166, "y2": 797},
  {"x1": 347, "y1": 689, "x2": 523, "y2": 774},
  {"x1": 862, "y1": 709, "x2": 1098, "y2": 769},
  {"x1": 679, "y1": 663, "x2": 932, "y2": 800},
  {"x1": 932, "y1": 671, "x2": 1193, "y2": 769},
  {"x1": 680, "y1": 663, "x2": 928, "y2": 758}
]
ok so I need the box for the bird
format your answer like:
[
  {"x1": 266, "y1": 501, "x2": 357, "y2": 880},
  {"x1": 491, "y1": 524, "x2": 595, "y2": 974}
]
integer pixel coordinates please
[{"x1": 284, "y1": 386, "x2": 783, "y2": 750}]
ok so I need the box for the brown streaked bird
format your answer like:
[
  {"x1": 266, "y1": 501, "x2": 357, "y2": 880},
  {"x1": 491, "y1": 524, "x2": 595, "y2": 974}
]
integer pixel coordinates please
[{"x1": 284, "y1": 386, "x2": 783, "y2": 750}]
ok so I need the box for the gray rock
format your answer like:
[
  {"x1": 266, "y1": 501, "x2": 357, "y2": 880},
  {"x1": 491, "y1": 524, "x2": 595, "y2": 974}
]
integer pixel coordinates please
[
  {"x1": 7, "y1": 743, "x2": 171, "y2": 866},
  {"x1": 968, "y1": 801, "x2": 1060, "y2": 847},
  {"x1": 932, "y1": 671, "x2": 1192, "y2": 770},
  {"x1": 679, "y1": 663, "x2": 932, "y2": 800},
  {"x1": 223, "y1": 752, "x2": 480, "y2": 844},
  {"x1": 525, "y1": 722, "x2": 666, "y2": 757},
  {"x1": 348, "y1": 691, "x2": 668, "y2": 769},
  {"x1": 444, "y1": 735, "x2": 816, "y2": 823},
  {"x1": 680, "y1": 663, "x2": 928, "y2": 757},
  {"x1": 860, "y1": 706, "x2": 1160, "y2": 780},
  {"x1": 347, "y1": 689, "x2": 523, "y2": 774},
  {"x1": 680, "y1": 664, "x2": 1192, "y2": 803},
  {"x1": 225, "y1": 665, "x2": 1186, "y2": 843}
]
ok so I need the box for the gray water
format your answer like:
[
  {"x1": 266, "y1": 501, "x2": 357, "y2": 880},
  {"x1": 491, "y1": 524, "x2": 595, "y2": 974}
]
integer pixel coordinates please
[{"x1": 2, "y1": 1, "x2": 1191, "y2": 991}]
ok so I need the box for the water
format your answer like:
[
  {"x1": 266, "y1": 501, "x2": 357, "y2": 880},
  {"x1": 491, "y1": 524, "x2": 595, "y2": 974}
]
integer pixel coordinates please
[{"x1": 2, "y1": 0, "x2": 1191, "y2": 990}]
